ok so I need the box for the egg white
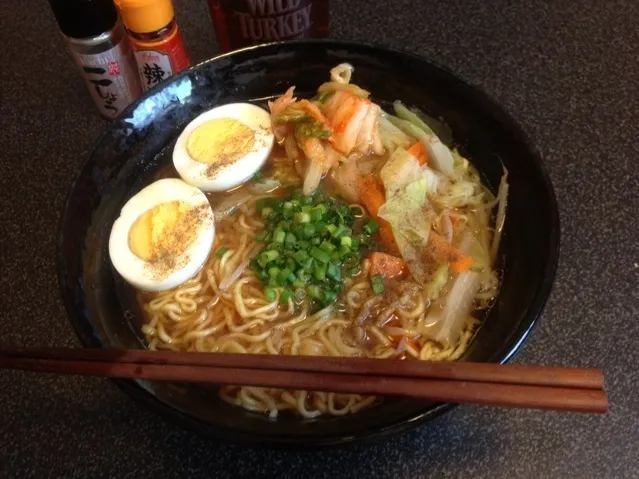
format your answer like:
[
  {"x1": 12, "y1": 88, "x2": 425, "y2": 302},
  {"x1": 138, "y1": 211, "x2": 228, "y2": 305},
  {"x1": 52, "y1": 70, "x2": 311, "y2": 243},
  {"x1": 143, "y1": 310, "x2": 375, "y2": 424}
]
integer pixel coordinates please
[
  {"x1": 108, "y1": 178, "x2": 215, "y2": 292},
  {"x1": 173, "y1": 103, "x2": 274, "y2": 192}
]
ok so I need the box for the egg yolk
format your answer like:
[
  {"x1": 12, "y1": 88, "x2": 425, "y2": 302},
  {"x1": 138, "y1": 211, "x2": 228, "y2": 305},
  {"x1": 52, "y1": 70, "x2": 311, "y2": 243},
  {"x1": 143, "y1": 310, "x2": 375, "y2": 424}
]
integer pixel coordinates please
[
  {"x1": 128, "y1": 201, "x2": 199, "y2": 264},
  {"x1": 187, "y1": 118, "x2": 255, "y2": 166}
]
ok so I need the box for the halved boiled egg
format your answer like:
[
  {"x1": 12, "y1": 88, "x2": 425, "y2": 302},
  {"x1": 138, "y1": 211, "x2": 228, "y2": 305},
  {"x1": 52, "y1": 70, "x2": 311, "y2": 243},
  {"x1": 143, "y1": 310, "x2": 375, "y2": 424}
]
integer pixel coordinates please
[
  {"x1": 173, "y1": 103, "x2": 274, "y2": 192},
  {"x1": 108, "y1": 178, "x2": 215, "y2": 292}
]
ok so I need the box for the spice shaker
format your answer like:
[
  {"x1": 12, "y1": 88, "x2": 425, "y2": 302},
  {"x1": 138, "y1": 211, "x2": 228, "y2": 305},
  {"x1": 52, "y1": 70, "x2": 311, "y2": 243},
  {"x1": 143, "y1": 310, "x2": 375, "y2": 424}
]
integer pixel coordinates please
[
  {"x1": 49, "y1": 0, "x2": 142, "y2": 118},
  {"x1": 206, "y1": 0, "x2": 330, "y2": 53},
  {"x1": 114, "y1": 0, "x2": 190, "y2": 91}
]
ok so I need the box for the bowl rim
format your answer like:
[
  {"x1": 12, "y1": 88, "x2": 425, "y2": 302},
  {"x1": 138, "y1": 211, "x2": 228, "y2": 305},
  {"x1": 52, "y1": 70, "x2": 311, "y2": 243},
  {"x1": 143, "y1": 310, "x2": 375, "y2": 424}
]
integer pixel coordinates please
[{"x1": 56, "y1": 39, "x2": 560, "y2": 447}]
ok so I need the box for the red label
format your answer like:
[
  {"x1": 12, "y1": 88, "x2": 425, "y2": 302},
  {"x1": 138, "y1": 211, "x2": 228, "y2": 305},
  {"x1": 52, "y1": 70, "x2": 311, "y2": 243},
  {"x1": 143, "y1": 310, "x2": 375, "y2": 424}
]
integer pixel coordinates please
[
  {"x1": 107, "y1": 61, "x2": 121, "y2": 76},
  {"x1": 208, "y1": 0, "x2": 329, "y2": 52}
]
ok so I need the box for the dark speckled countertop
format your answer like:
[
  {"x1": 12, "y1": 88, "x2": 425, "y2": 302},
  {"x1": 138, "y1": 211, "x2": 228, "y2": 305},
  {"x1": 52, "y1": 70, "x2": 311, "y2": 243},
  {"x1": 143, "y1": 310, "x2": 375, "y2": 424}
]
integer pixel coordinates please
[{"x1": 1, "y1": 0, "x2": 638, "y2": 477}]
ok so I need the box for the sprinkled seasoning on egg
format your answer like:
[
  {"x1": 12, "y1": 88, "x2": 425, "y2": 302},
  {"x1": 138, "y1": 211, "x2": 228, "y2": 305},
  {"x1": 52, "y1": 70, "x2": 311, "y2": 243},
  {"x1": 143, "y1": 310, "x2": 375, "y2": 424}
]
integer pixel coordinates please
[
  {"x1": 109, "y1": 179, "x2": 215, "y2": 292},
  {"x1": 173, "y1": 103, "x2": 275, "y2": 191}
]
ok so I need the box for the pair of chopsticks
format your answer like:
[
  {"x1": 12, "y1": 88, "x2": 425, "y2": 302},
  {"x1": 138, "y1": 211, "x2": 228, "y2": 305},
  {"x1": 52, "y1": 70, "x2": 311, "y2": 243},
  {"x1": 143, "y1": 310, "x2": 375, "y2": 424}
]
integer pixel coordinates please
[{"x1": 0, "y1": 348, "x2": 608, "y2": 413}]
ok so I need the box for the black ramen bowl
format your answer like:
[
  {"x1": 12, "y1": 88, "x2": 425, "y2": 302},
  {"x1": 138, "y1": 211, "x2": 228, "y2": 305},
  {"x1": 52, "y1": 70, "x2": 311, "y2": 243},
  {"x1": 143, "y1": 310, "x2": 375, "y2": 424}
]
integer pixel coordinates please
[{"x1": 57, "y1": 40, "x2": 559, "y2": 447}]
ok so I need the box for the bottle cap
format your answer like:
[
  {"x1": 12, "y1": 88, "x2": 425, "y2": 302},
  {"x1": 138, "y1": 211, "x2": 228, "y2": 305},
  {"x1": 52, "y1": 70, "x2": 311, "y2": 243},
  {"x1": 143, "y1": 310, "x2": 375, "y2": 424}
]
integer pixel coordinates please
[
  {"x1": 114, "y1": 0, "x2": 175, "y2": 34},
  {"x1": 49, "y1": 0, "x2": 118, "y2": 39}
]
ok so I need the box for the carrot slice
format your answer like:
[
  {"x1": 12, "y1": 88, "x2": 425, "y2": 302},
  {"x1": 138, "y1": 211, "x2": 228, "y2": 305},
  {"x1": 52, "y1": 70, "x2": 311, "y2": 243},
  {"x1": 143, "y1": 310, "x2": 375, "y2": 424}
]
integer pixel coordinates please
[
  {"x1": 358, "y1": 175, "x2": 402, "y2": 254},
  {"x1": 428, "y1": 232, "x2": 473, "y2": 272},
  {"x1": 377, "y1": 220, "x2": 401, "y2": 255},
  {"x1": 369, "y1": 252, "x2": 406, "y2": 278},
  {"x1": 407, "y1": 140, "x2": 429, "y2": 165},
  {"x1": 358, "y1": 175, "x2": 385, "y2": 216}
]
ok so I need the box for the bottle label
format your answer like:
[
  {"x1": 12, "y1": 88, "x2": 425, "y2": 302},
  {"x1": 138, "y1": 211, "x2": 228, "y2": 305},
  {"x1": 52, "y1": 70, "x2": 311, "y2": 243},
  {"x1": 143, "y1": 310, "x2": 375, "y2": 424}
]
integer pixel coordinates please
[
  {"x1": 132, "y1": 29, "x2": 190, "y2": 91},
  {"x1": 71, "y1": 42, "x2": 141, "y2": 118},
  {"x1": 213, "y1": 0, "x2": 317, "y2": 48}
]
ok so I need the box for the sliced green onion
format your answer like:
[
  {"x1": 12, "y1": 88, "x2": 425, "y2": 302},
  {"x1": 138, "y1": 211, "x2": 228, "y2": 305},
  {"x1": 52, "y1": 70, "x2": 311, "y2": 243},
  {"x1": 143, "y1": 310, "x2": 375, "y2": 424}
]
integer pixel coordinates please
[
  {"x1": 327, "y1": 262, "x2": 341, "y2": 281},
  {"x1": 282, "y1": 208, "x2": 294, "y2": 219},
  {"x1": 325, "y1": 224, "x2": 337, "y2": 236},
  {"x1": 294, "y1": 212, "x2": 311, "y2": 223},
  {"x1": 313, "y1": 262, "x2": 327, "y2": 281},
  {"x1": 279, "y1": 288, "x2": 293, "y2": 305},
  {"x1": 310, "y1": 205, "x2": 326, "y2": 221},
  {"x1": 296, "y1": 269, "x2": 311, "y2": 283},
  {"x1": 301, "y1": 256, "x2": 313, "y2": 270},
  {"x1": 268, "y1": 266, "x2": 281, "y2": 278},
  {"x1": 277, "y1": 268, "x2": 294, "y2": 285},
  {"x1": 215, "y1": 247, "x2": 229, "y2": 258},
  {"x1": 319, "y1": 240, "x2": 336, "y2": 253},
  {"x1": 337, "y1": 205, "x2": 350, "y2": 217},
  {"x1": 293, "y1": 224, "x2": 304, "y2": 238},
  {"x1": 258, "y1": 250, "x2": 279, "y2": 267},
  {"x1": 285, "y1": 257, "x2": 296, "y2": 271},
  {"x1": 251, "y1": 263, "x2": 267, "y2": 281},
  {"x1": 306, "y1": 284, "x2": 324, "y2": 300},
  {"x1": 285, "y1": 232, "x2": 297, "y2": 246},
  {"x1": 264, "y1": 286, "x2": 277, "y2": 301},
  {"x1": 273, "y1": 229, "x2": 286, "y2": 243},
  {"x1": 370, "y1": 274, "x2": 385, "y2": 295},
  {"x1": 302, "y1": 223, "x2": 315, "y2": 238},
  {"x1": 310, "y1": 246, "x2": 330, "y2": 263},
  {"x1": 314, "y1": 221, "x2": 326, "y2": 235},
  {"x1": 265, "y1": 242, "x2": 281, "y2": 252},
  {"x1": 332, "y1": 225, "x2": 346, "y2": 238},
  {"x1": 323, "y1": 291, "x2": 337, "y2": 304},
  {"x1": 292, "y1": 250, "x2": 309, "y2": 266},
  {"x1": 363, "y1": 219, "x2": 380, "y2": 235},
  {"x1": 277, "y1": 220, "x2": 291, "y2": 231},
  {"x1": 251, "y1": 190, "x2": 365, "y2": 311},
  {"x1": 338, "y1": 244, "x2": 351, "y2": 259}
]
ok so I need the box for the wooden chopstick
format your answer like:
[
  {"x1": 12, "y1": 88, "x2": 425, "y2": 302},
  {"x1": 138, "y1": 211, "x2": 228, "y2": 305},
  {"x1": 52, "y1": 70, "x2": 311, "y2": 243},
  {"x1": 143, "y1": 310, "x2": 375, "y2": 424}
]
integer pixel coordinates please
[
  {"x1": 0, "y1": 348, "x2": 608, "y2": 413},
  {"x1": 0, "y1": 348, "x2": 605, "y2": 389}
]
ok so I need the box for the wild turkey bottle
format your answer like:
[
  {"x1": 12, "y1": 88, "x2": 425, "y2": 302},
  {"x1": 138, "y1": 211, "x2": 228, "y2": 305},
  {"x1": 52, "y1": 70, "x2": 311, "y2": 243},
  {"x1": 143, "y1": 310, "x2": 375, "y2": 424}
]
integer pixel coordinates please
[{"x1": 207, "y1": 0, "x2": 330, "y2": 52}]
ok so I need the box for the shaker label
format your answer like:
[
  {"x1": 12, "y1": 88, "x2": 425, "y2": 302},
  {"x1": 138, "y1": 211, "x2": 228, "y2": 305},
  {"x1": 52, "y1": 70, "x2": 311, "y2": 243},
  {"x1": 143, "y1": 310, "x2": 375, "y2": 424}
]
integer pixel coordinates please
[
  {"x1": 132, "y1": 30, "x2": 190, "y2": 92},
  {"x1": 136, "y1": 50, "x2": 173, "y2": 90},
  {"x1": 108, "y1": 61, "x2": 121, "y2": 76},
  {"x1": 71, "y1": 42, "x2": 139, "y2": 118}
]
